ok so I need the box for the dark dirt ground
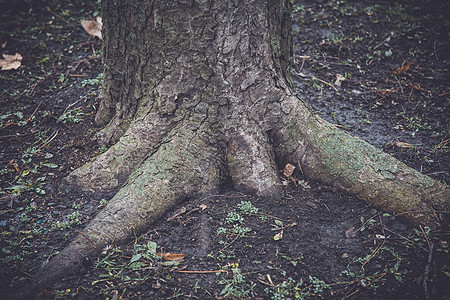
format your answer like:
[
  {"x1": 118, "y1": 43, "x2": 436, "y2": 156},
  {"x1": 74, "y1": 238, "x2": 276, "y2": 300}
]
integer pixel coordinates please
[{"x1": 0, "y1": 0, "x2": 449, "y2": 299}]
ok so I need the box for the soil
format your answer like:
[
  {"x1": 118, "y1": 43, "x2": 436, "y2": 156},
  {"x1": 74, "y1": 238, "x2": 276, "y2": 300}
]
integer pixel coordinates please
[{"x1": 0, "y1": 0, "x2": 448, "y2": 299}]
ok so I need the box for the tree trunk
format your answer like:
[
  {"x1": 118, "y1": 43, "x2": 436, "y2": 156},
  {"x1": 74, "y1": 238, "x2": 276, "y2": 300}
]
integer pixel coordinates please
[{"x1": 31, "y1": 0, "x2": 448, "y2": 293}]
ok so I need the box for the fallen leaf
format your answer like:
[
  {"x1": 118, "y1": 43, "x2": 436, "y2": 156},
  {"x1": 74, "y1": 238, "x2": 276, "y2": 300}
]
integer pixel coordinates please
[
  {"x1": 345, "y1": 227, "x2": 357, "y2": 238},
  {"x1": 377, "y1": 88, "x2": 396, "y2": 98},
  {"x1": 81, "y1": 17, "x2": 103, "y2": 40},
  {"x1": 8, "y1": 160, "x2": 20, "y2": 173},
  {"x1": 395, "y1": 141, "x2": 413, "y2": 148},
  {"x1": 1, "y1": 41, "x2": 7, "y2": 48},
  {"x1": 334, "y1": 73, "x2": 345, "y2": 87},
  {"x1": 199, "y1": 204, "x2": 207, "y2": 211},
  {"x1": 167, "y1": 207, "x2": 186, "y2": 221},
  {"x1": 282, "y1": 163, "x2": 295, "y2": 177},
  {"x1": 391, "y1": 61, "x2": 413, "y2": 75},
  {"x1": 273, "y1": 231, "x2": 283, "y2": 241},
  {"x1": 156, "y1": 252, "x2": 186, "y2": 261},
  {"x1": 0, "y1": 53, "x2": 22, "y2": 70},
  {"x1": 341, "y1": 253, "x2": 349, "y2": 258}
]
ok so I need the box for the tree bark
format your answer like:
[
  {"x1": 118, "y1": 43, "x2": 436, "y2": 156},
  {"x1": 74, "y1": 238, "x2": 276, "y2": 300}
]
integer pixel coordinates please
[{"x1": 31, "y1": 0, "x2": 448, "y2": 293}]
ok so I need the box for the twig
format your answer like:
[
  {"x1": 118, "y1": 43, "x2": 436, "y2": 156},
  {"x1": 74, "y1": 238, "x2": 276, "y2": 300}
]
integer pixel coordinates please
[
  {"x1": 423, "y1": 241, "x2": 434, "y2": 300},
  {"x1": 0, "y1": 121, "x2": 14, "y2": 130},
  {"x1": 57, "y1": 97, "x2": 84, "y2": 123},
  {"x1": 292, "y1": 70, "x2": 339, "y2": 92},
  {"x1": 382, "y1": 226, "x2": 428, "y2": 252},
  {"x1": 341, "y1": 288, "x2": 359, "y2": 300},
  {"x1": 37, "y1": 130, "x2": 58, "y2": 152},
  {"x1": 27, "y1": 101, "x2": 42, "y2": 122},
  {"x1": 218, "y1": 235, "x2": 239, "y2": 253},
  {"x1": 0, "y1": 133, "x2": 27, "y2": 139},
  {"x1": 77, "y1": 230, "x2": 97, "y2": 248},
  {"x1": 433, "y1": 40, "x2": 438, "y2": 60},
  {"x1": 373, "y1": 32, "x2": 395, "y2": 50},
  {"x1": 420, "y1": 225, "x2": 431, "y2": 250},
  {"x1": 47, "y1": 7, "x2": 76, "y2": 28},
  {"x1": 355, "y1": 212, "x2": 379, "y2": 232},
  {"x1": 175, "y1": 269, "x2": 227, "y2": 274},
  {"x1": 312, "y1": 76, "x2": 339, "y2": 92},
  {"x1": 361, "y1": 240, "x2": 385, "y2": 271}
]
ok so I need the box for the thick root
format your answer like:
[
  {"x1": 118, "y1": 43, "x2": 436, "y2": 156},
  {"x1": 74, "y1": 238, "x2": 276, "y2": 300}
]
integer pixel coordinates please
[
  {"x1": 34, "y1": 119, "x2": 222, "y2": 290},
  {"x1": 66, "y1": 112, "x2": 174, "y2": 194},
  {"x1": 274, "y1": 95, "x2": 449, "y2": 226},
  {"x1": 226, "y1": 127, "x2": 281, "y2": 199}
]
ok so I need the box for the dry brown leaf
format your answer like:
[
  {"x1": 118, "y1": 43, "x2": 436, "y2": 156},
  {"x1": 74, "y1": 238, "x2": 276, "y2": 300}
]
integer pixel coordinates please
[
  {"x1": 199, "y1": 204, "x2": 207, "y2": 211},
  {"x1": 377, "y1": 88, "x2": 396, "y2": 98},
  {"x1": 8, "y1": 160, "x2": 20, "y2": 173},
  {"x1": 345, "y1": 226, "x2": 357, "y2": 238},
  {"x1": 334, "y1": 73, "x2": 345, "y2": 87},
  {"x1": 282, "y1": 163, "x2": 295, "y2": 177},
  {"x1": 156, "y1": 252, "x2": 186, "y2": 261},
  {"x1": 0, "y1": 53, "x2": 22, "y2": 70},
  {"x1": 81, "y1": 17, "x2": 103, "y2": 40},
  {"x1": 1, "y1": 41, "x2": 7, "y2": 48},
  {"x1": 391, "y1": 61, "x2": 413, "y2": 75},
  {"x1": 395, "y1": 141, "x2": 413, "y2": 148}
]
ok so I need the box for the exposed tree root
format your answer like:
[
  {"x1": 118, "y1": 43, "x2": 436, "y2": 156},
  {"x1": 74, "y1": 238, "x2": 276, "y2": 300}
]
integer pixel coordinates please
[
  {"x1": 275, "y1": 93, "x2": 448, "y2": 226},
  {"x1": 34, "y1": 118, "x2": 224, "y2": 291},
  {"x1": 31, "y1": 93, "x2": 447, "y2": 294},
  {"x1": 66, "y1": 112, "x2": 175, "y2": 194}
]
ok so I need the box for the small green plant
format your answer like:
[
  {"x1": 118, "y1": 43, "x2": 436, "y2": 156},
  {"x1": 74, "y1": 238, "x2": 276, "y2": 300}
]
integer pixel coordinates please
[
  {"x1": 18, "y1": 212, "x2": 31, "y2": 223},
  {"x1": 53, "y1": 288, "x2": 76, "y2": 299},
  {"x1": 264, "y1": 276, "x2": 330, "y2": 299},
  {"x1": 81, "y1": 73, "x2": 103, "y2": 87},
  {"x1": 217, "y1": 263, "x2": 256, "y2": 299},
  {"x1": 92, "y1": 240, "x2": 177, "y2": 297},
  {"x1": 72, "y1": 203, "x2": 82, "y2": 210},
  {"x1": 359, "y1": 216, "x2": 377, "y2": 232},
  {"x1": 265, "y1": 278, "x2": 303, "y2": 300},
  {"x1": 237, "y1": 201, "x2": 258, "y2": 215},
  {"x1": 216, "y1": 227, "x2": 227, "y2": 235},
  {"x1": 98, "y1": 144, "x2": 108, "y2": 154},
  {"x1": 98, "y1": 198, "x2": 109, "y2": 206},
  {"x1": 231, "y1": 224, "x2": 251, "y2": 235},
  {"x1": 226, "y1": 211, "x2": 244, "y2": 224},
  {"x1": 60, "y1": 108, "x2": 84, "y2": 123},
  {"x1": 309, "y1": 275, "x2": 330, "y2": 294},
  {"x1": 51, "y1": 211, "x2": 82, "y2": 230}
]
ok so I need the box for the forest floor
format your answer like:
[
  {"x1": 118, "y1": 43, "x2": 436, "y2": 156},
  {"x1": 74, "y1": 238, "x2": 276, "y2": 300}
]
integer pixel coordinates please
[{"x1": 0, "y1": 0, "x2": 448, "y2": 299}]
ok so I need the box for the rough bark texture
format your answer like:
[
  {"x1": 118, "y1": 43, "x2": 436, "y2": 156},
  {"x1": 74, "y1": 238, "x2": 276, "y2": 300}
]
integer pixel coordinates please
[{"x1": 32, "y1": 0, "x2": 448, "y2": 292}]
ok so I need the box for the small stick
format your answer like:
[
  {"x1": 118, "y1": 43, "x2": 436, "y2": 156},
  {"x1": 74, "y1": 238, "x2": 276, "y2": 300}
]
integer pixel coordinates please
[
  {"x1": 433, "y1": 40, "x2": 438, "y2": 60},
  {"x1": 312, "y1": 76, "x2": 339, "y2": 92},
  {"x1": 175, "y1": 270, "x2": 227, "y2": 274},
  {"x1": 57, "y1": 97, "x2": 84, "y2": 123},
  {"x1": 423, "y1": 241, "x2": 434, "y2": 300},
  {"x1": 47, "y1": 7, "x2": 76, "y2": 28},
  {"x1": 27, "y1": 101, "x2": 42, "y2": 122},
  {"x1": 77, "y1": 230, "x2": 97, "y2": 248},
  {"x1": 37, "y1": 130, "x2": 58, "y2": 152}
]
